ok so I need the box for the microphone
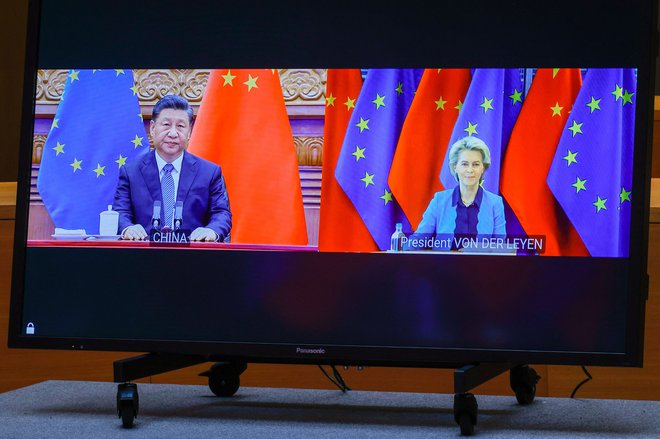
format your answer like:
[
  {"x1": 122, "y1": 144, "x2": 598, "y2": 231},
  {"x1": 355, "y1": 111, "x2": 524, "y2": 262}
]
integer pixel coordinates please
[
  {"x1": 174, "y1": 201, "x2": 183, "y2": 230},
  {"x1": 151, "y1": 200, "x2": 161, "y2": 230}
]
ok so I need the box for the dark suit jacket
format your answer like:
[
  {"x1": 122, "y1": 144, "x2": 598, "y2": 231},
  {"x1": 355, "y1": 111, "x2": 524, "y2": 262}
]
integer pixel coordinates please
[{"x1": 113, "y1": 150, "x2": 232, "y2": 240}]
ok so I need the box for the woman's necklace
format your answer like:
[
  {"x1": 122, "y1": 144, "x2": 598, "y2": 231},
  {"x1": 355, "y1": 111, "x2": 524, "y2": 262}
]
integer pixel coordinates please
[{"x1": 460, "y1": 186, "x2": 477, "y2": 206}]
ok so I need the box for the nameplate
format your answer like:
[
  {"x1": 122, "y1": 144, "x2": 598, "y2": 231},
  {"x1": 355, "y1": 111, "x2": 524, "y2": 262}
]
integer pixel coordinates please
[{"x1": 149, "y1": 230, "x2": 190, "y2": 245}]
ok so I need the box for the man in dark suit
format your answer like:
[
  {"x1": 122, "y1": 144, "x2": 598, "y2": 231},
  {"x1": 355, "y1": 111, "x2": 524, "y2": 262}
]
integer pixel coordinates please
[{"x1": 113, "y1": 95, "x2": 231, "y2": 241}]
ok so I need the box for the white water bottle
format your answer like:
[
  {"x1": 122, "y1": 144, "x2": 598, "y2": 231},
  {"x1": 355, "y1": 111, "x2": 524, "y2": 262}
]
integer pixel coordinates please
[
  {"x1": 390, "y1": 223, "x2": 405, "y2": 252},
  {"x1": 99, "y1": 205, "x2": 119, "y2": 236}
]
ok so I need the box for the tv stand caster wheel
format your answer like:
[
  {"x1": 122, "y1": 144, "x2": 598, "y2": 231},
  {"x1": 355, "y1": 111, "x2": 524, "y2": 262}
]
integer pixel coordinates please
[
  {"x1": 209, "y1": 371, "x2": 240, "y2": 397},
  {"x1": 510, "y1": 365, "x2": 540, "y2": 405},
  {"x1": 454, "y1": 392, "x2": 477, "y2": 436},
  {"x1": 116, "y1": 383, "x2": 139, "y2": 428},
  {"x1": 201, "y1": 362, "x2": 242, "y2": 397}
]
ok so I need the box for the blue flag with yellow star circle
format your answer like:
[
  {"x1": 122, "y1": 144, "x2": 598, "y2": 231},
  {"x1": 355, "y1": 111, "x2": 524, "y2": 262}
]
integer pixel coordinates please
[
  {"x1": 37, "y1": 69, "x2": 149, "y2": 235},
  {"x1": 439, "y1": 68, "x2": 524, "y2": 194},
  {"x1": 334, "y1": 69, "x2": 423, "y2": 250},
  {"x1": 546, "y1": 68, "x2": 635, "y2": 257}
]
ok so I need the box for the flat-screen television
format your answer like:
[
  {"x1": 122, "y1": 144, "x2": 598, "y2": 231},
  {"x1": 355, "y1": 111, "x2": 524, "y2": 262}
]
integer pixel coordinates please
[{"x1": 9, "y1": 0, "x2": 656, "y2": 370}]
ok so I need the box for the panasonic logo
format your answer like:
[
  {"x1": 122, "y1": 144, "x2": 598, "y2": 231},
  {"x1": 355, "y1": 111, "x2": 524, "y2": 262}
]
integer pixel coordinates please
[{"x1": 296, "y1": 347, "x2": 326, "y2": 355}]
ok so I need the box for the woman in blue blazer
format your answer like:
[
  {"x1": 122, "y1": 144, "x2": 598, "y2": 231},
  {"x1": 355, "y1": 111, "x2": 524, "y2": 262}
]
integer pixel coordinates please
[{"x1": 416, "y1": 136, "x2": 505, "y2": 241}]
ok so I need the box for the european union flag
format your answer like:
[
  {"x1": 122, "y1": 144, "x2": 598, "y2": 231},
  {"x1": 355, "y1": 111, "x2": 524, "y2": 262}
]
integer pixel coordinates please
[
  {"x1": 440, "y1": 69, "x2": 524, "y2": 193},
  {"x1": 37, "y1": 69, "x2": 149, "y2": 235},
  {"x1": 335, "y1": 69, "x2": 423, "y2": 250},
  {"x1": 547, "y1": 68, "x2": 635, "y2": 257}
]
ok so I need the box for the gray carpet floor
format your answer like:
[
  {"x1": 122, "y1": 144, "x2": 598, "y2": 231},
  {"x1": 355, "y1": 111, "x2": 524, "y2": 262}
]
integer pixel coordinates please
[{"x1": 0, "y1": 380, "x2": 658, "y2": 438}]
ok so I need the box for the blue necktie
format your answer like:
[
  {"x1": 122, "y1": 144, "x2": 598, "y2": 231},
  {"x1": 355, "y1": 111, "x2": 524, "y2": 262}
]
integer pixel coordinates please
[{"x1": 161, "y1": 163, "x2": 175, "y2": 228}]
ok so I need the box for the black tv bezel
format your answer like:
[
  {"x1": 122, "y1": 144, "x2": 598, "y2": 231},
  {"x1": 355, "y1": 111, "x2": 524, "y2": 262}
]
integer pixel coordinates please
[{"x1": 8, "y1": 0, "x2": 656, "y2": 369}]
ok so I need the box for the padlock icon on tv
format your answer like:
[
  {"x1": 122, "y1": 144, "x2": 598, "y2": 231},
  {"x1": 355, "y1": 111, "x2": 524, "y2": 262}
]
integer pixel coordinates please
[{"x1": 26, "y1": 322, "x2": 35, "y2": 335}]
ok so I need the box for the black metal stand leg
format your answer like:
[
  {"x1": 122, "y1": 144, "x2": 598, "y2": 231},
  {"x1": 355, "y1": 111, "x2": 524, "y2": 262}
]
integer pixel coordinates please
[
  {"x1": 452, "y1": 363, "x2": 511, "y2": 436},
  {"x1": 113, "y1": 353, "x2": 208, "y2": 383},
  {"x1": 454, "y1": 363, "x2": 512, "y2": 394}
]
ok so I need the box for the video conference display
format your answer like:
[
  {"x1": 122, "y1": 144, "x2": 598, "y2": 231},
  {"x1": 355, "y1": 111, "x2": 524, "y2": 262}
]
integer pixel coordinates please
[
  {"x1": 29, "y1": 67, "x2": 636, "y2": 257},
  {"x1": 14, "y1": 0, "x2": 651, "y2": 364}
]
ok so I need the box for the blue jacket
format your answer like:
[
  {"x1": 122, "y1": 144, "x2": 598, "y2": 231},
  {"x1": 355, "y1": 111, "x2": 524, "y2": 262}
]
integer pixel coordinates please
[
  {"x1": 416, "y1": 188, "x2": 506, "y2": 237},
  {"x1": 113, "y1": 150, "x2": 232, "y2": 240}
]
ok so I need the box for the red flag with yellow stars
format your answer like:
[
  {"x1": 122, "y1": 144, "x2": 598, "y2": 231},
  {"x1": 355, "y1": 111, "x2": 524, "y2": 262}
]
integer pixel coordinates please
[
  {"x1": 388, "y1": 68, "x2": 471, "y2": 229},
  {"x1": 318, "y1": 69, "x2": 377, "y2": 251},
  {"x1": 500, "y1": 68, "x2": 588, "y2": 256},
  {"x1": 188, "y1": 69, "x2": 308, "y2": 245}
]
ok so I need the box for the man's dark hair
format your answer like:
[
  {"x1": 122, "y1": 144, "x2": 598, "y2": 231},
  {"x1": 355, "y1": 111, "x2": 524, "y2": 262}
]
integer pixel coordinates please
[{"x1": 152, "y1": 95, "x2": 194, "y2": 125}]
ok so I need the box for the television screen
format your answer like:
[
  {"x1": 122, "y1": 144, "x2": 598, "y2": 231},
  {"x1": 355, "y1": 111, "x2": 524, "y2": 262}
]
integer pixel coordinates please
[{"x1": 10, "y1": 0, "x2": 655, "y2": 367}]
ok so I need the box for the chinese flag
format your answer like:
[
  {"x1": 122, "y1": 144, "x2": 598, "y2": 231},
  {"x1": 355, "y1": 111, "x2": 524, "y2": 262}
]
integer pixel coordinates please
[
  {"x1": 318, "y1": 69, "x2": 377, "y2": 251},
  {"x1": 500, "y1": 68, "x2": 588, "y2": 256},
  {"x1": 389, "y1": 69, "x2": 471, "y2": 228},
  {"x1": 188, "y1": 69, "x2": 307, "y2": 245}
]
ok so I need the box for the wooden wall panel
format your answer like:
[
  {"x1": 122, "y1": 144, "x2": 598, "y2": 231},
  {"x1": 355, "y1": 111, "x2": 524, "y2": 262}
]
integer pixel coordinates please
[
  {"x1": 27, "y1": 204, "x2": 54, "y2": 241},
  {"x1": 653, "y1": 102, "x2": 660, "y2": 178},
  {"x1": 0, "y1": 0, "x2": 27, "y2": 182},
  {"x1": 654, "y1": 116, "x2": 660, "y2": 178}
]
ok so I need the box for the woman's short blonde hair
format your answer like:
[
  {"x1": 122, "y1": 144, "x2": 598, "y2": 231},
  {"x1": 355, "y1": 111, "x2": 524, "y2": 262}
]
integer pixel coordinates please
[{"x1": 448, "y1": 136, "x2": 491, "y2": 181}]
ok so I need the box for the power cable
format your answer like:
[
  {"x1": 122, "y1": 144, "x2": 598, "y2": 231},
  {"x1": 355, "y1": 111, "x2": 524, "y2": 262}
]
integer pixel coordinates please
[
  {"x1": 318, "y1": 365, "x2": 351, "y2": 392},
  {"x1": 570, "y1": 366, "x2": 593, "y2": 398}
]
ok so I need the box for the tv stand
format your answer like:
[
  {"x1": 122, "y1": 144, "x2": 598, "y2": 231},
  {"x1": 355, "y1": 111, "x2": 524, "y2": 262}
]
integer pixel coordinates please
[
  {"x1": 113, "y1": 354, "x2": 539, "y2": 435},
  {"x1": 113, "y1": 353, "x2": 246, "y2": 428},
  {"x1": 453, "y1": 363, "x2": 540, "y2": 435}
]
